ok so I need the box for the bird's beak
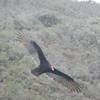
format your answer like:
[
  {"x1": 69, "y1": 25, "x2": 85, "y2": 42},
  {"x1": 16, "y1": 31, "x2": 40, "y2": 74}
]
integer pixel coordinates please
[{"x1": 50, "y1": 66, "x2": 55, "y2": 71}]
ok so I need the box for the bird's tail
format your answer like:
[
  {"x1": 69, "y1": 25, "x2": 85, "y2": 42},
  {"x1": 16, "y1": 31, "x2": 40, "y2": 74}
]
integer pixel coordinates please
[{"x1": 31, "y1": 68, "x2": 44, "y2": 76}]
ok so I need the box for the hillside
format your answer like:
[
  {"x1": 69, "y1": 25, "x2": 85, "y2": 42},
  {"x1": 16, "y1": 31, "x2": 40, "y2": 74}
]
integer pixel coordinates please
[{"x1": 0, "y1": 0, "x2": 100, "y2": 100}]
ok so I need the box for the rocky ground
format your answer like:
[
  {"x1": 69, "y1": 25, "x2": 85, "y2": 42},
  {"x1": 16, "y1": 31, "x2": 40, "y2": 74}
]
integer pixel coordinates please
[{"x1": 0, "y1": 0, "x2": 100, "y2": 100}]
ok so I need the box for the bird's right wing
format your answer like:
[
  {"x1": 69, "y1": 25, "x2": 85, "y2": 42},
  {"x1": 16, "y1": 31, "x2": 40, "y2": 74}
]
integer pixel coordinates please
[{"x1": 46, "y1": 69, "x2": 82, "y2": 93}]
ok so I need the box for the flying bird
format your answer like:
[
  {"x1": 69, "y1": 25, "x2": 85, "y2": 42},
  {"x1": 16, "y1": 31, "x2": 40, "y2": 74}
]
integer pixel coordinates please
[{"x1": 17, "y1": 32, "x2": 82, "y2": 93}]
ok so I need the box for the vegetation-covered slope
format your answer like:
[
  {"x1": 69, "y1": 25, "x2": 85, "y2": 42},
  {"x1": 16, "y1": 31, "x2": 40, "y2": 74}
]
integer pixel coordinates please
[{"x1": 0, "y1": 0, "x2": 100, "y2": 100}]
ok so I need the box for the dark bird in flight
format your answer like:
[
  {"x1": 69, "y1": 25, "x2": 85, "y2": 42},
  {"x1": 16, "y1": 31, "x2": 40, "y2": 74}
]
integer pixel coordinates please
[{"x1": 17, "y1": 32, "x2": 81, "y2": 93}]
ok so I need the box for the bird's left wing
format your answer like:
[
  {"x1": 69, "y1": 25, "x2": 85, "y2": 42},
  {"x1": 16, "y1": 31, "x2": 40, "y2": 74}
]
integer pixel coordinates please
[{"x1": 16, "y1": 32, "x2": 36, "y2": 56}]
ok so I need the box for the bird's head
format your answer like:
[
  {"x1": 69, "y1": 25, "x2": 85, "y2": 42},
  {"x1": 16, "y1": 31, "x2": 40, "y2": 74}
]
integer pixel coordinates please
[{"x1": 50, "y1": 65, "x2": 55, "y2": 71}]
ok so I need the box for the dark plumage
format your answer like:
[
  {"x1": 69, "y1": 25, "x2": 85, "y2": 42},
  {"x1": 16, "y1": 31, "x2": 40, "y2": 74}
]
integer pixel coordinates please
[
  {"x1": 31, "y1": 41, "x2": 81, "y2": 92},
  {"x1": 17, "y1": 32, "x2": 81, "y2": 93}
]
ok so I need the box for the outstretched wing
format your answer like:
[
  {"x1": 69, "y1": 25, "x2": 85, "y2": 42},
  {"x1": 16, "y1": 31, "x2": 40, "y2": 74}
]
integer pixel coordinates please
[
  {"x1": 30, "y1": 41, "x2": 47, "y2": 63},
  {"x1": 17, "y1": 32, "x2": 36, "y2": 55},
  {"x1": 46, "y1": 69, "x2": 81, "y2": 93},
  {"x1": 17, "y1": 32, "x2": 47, "y2": 64}
]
